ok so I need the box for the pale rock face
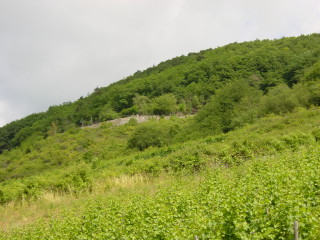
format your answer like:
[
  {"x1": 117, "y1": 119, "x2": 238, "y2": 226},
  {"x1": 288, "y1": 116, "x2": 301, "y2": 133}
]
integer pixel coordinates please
[{"x1": 83, "y1": 115, "x2": 188, "y2": 128}]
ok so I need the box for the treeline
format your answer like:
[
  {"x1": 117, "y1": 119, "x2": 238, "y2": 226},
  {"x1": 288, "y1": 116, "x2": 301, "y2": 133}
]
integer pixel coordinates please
[
  {"x1": 1, "y1": 33, "x2": 320, "y2": 153},
  {"x1": 127, "y1": 81, "x2": 315, "y2": 151}
]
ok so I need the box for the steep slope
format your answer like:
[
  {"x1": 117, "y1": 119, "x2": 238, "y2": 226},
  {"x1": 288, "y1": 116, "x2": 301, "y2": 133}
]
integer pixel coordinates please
[
  {"x1": 1, "y1": 33, "x2": 320, "y2": 152},
  {"x1": 1, "y1": 108, "x2": 320, "y2": 239},
  {"x1": 1, "y1": 107, "x2": 320, "y2": 204},
  {"x1": 1, "y1": 33, "x2": 320, "y2": 239}
]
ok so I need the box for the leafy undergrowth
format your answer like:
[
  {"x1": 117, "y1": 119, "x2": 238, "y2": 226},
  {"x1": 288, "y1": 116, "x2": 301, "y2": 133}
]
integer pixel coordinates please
[
  {"x1": 1, "y1": 144, "x2": 320, "y2": 239},
  {"x1": 0, "y1": 108, "x2": 320, "y2": 204},
  {"x1": 1, "y1": 108, "x2": 320, "y2": 205},
  {"x1": 0, "y1": 109, "x2": 320, "y2": 239}
]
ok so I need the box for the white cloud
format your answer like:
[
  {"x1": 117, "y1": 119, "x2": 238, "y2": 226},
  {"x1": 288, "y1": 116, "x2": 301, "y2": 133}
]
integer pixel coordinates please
[
  {"x1": 0, "y1": 100, "x2": 24, "y2": 127},
  {"x1": 0, "y1": 102, "x2": 6, "y2": 126}
]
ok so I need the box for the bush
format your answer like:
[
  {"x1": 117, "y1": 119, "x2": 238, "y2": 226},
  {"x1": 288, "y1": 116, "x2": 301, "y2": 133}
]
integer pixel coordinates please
[
  {"x1": 120, "y1": 106, "x2": 138, "y2": 117},
  {"x1": 53, "y1": 163, "x2": 93, "y2": 194},
  {"x1": 128, "y1": 124, "x2": 163, "y2": 150},
  {"x1": 261, "y1": 84, "x2": 301, "y2": 114},
  {"x1": 312, "y1": 128, "x2": 320, "y2": 141},
  {"x1": 128, "y1": 120, "x2": 181, "y2": 150},
  {"x1": 151, "y1": 94, "x2": 177, "y2": 115},
  {"x1": 98, "y1": 104, "x2": 119, "y2": 121},
  {"x1": 196, "y1": 80, "x2": 262, "y2": 134},
  {"x1": 126, "y1": 117, "x2": 138, "y2": 126},
  {"x1": 133, "y1": 95, "x2": 152, "y2": 115}
]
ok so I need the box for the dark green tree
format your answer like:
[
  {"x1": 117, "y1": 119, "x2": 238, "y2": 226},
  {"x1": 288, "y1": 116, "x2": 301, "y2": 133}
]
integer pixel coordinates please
[{"x1": 151, "y1": 94, "x2": 177, "y2": 115}]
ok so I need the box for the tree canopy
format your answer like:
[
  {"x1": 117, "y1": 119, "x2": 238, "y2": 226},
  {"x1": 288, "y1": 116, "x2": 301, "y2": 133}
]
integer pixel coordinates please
[{"x1": 1, "y1": 33, "x2": 320, "y2": 152}]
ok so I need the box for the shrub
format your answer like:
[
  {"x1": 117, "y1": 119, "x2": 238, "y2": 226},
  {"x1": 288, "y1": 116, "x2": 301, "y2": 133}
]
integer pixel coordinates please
[
  {"x1": 128, "y1": 124, "x2": 163, "y2": 150},
  {"x1": 261, "y1": 84, "x2": 302, "y2": 115},
  {"x1": 312, "y1": 128, "x2": 320, "y2": 141},
  {"x1": 151, "y1": 94, "x2": 177, "y2": 115},
  {"x1": 128, "y1": 120, "x2": 181, "y2": 150},
  {"x1": 196, "y1": 80, "x2": 262, "y2": 134},
  {"x1": 127, "y1": 117, "x2": 138, "y2": 126}
]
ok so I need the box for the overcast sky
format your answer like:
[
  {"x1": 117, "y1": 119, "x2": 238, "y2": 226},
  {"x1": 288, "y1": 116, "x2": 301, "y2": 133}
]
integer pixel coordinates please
[{"x1": 0, "y1": 0, "x2": 320, "y2": 127}]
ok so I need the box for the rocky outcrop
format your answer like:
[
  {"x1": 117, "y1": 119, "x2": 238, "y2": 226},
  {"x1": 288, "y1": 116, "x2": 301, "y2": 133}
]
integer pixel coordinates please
[{"x1": 82, "y1": 115, "x2": 189, "y2": 129}]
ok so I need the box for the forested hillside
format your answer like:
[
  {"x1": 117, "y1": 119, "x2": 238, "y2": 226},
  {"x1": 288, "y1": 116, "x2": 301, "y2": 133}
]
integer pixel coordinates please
[
  {"x1": 1, "y1": 34, "x2": 320, "y2": 239},
  {"x1": 1, "y1": 33, "x2": 320, "y2": 152}
]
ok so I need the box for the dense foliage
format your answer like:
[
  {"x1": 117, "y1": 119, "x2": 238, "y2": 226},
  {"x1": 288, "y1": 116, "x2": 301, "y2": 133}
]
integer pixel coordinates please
[
  {"x1": 0, "y1": 107, "x2": 320, "y2": 207},
  {"x1": 7, "y1": 148, "x2": 320, "y2": 239},
  {"x1": 1, "y1": 109, "x2": 320, "y2": 238},
  {"x1": 1, "y1": 33, "x2": 320, "y2": 152}
]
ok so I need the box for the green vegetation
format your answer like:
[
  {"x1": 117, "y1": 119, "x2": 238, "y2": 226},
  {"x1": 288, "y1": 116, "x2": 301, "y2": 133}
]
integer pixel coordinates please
[
  {"x1": 1, "y1": 34, "x2": 320, "y2": 239},
  {"x1": 2, "y1": 33, "x2": 320, "y2": 152},
  {"x1": 1, "y1": 109, "x2": 320, "y2": 239}
]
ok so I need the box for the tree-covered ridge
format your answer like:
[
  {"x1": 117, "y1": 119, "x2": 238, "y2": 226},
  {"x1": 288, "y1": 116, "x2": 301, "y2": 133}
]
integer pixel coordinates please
[{"x1": 1, "y1": 33, "x2": 320, "y2": 152}]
